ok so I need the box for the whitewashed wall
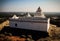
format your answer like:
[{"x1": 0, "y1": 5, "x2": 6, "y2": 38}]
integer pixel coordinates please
[{"x1": 9, "y1": 20, "x2": 49, "y2": 32}]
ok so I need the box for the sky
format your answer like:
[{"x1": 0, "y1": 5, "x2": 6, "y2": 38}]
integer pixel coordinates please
[{"x1": 0, "y1": 0, "x2": 60, "y2": 12}]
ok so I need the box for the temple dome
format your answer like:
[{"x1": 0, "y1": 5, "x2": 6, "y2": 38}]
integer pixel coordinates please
[
  {"x1": 12, "y1": 14, "x2": 19, "y2": 19},
  {"x1": 36, "y1": 7, "x2": 41, "y2": 13},
  {"x1": 34, "y1": 6, "x2": 46, "y2": 18}
]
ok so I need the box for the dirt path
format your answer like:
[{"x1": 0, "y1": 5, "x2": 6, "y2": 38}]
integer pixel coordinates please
[{"x1": 0, "y1": 20, "x2": 9, "y2": 30}]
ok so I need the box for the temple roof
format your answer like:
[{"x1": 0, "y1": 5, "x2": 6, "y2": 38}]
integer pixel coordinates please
[{"x1": 9, "y1": 17, "x2": 48, "y2": 23}]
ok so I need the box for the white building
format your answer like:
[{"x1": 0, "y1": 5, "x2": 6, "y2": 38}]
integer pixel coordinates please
[{"x1": 9, "y1": 7, "x2": 50, "y2": 32}]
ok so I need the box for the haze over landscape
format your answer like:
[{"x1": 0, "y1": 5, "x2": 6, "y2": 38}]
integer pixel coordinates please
[
  {"x1": 0, "y1": 0, "x2": 60, "y2": 12},
  {"x1": 1, "y1": 0, "x2": 60, "y2": 41}
]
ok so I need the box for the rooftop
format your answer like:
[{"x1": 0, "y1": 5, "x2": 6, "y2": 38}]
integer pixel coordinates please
[{"x1": 9, "y1": 17, "x2": 48, "y2": 23}]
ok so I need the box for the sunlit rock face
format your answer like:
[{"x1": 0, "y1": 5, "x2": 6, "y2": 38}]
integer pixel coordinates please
[{"x1": 34, "y1": 7, "x2": 46, "y2": 18}]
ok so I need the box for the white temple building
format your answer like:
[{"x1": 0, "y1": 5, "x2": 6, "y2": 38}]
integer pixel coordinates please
[{"x1": 9, "y1": 7, "x2": 50, "y2": 32}]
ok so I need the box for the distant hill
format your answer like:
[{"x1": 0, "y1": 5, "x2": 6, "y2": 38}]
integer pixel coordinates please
[
  {"x1": 44, "y1": 12, "x2": 60, "y2": 17},
  {"x1": 0, "y1": 12, "x2": 60, "y2": 18}
]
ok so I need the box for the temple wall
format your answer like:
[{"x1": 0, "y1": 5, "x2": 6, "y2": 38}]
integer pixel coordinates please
[{"x1": 9, "y1": 20, "x2": 49, "y2": 32}]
